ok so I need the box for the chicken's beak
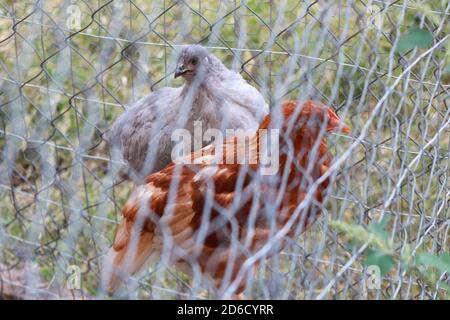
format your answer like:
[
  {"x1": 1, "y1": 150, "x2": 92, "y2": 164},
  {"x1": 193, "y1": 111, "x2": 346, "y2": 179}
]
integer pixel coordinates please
[
  {"x1": 174, "y1": 65, "x2": 187, "y2": 78},
  {"x1": 328, "y1": 117, "x2": 350, "y2": 134},
  {"x1": 341, "y1": 125, "x2": 351, "y2": 134},
  {"x1": 327, "y1": 108, "x2": 350, "y2": 134}
]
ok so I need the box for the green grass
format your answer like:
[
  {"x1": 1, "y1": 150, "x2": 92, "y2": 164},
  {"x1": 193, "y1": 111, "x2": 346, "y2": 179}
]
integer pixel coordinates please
[{"x1": 0, "y1": 0, "x2": 448, "y2": 299}]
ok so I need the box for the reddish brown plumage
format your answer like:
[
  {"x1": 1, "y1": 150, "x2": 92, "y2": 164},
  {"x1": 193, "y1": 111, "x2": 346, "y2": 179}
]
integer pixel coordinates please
[{"x1": 102, "y1": 100, "x2": 350, "y2": 297}]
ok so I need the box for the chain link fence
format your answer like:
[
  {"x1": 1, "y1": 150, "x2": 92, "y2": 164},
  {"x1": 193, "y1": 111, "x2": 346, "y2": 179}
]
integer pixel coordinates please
[{"x1": 0, "y1": 0, "x2": 449, "y2": 299}]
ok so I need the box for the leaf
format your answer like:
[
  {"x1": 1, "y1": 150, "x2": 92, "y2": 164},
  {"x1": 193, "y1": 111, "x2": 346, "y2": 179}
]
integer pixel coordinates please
[
  {"x1": 416, "y1": 253, "x2": 450, "y2": 274},
  {"x1": 368, "y1": 215, "x2": 390, "y2": 240},
  {"x1": 364, "y1": 248, "x2": 395, "y2": 275},
  {"x1": 396, "y1": 28, "x2": 433, "y2": 53},
  {"x1": 438, "y1": 281, "x2": 450, "y2": 293},
  {"x1": 40, "y1": 266, "x2": 53, "y2": 281},
  {"x1": 442, "y1": 65, "x2": 450, "y2": 84}
]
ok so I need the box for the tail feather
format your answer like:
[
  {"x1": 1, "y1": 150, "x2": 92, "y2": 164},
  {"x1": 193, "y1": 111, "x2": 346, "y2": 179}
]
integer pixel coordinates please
[{"x1": 102, "y1": 225, "x2": 154, "y2": 293}]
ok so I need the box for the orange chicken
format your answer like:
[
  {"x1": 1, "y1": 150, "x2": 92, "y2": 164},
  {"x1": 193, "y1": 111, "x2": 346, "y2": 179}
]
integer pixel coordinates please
[{"x1": 102, "y1": 100, "x2": 350, "y2": 298}]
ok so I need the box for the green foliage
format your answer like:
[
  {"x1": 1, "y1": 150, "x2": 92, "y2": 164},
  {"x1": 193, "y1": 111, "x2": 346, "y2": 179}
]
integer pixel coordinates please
[
  {"x1": 416, "y1": 253, "x2": 450, "y2": 274},
  {"x1": 395, "y1": 28, "x2": 433, "y2": 53},
  {"x1": 364, "y1": 249, "x2": 395, "y2": 276},
  {"x1": 367, "y1": 215, "x2": 390, "y2": 240},
  {"x1": 363, "y1": 217, "x2": 395, "y2": 275},
  {"x1": 330, "y1": 217, "x2": 450, "y2": 298},
  {"x1": 329, "y1": 216, "x2": 394, "y2": 255},
  {"x1": 40, "y1": 266, "x2": 53, "y2": 282}
]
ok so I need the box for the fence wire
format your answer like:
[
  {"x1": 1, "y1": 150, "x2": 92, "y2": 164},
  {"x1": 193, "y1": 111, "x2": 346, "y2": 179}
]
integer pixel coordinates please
[{"x1": 0, "y1": 0, "x2": 449, "y2": 299}]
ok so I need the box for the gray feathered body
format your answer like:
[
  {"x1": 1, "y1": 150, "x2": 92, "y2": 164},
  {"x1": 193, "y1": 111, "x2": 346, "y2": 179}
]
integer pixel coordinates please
[{"x1": 107, "y1": 53, "x2": 268, "y2": 184}]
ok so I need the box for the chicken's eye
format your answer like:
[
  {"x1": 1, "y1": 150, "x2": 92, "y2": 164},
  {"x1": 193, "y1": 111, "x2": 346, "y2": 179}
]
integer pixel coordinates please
[{"x1": 191, "y1": 57, "x2": 198, "y2": 65}]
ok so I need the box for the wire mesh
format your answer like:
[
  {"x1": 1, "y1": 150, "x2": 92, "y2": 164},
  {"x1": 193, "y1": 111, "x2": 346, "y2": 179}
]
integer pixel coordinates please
[{"x1": 0, "y1": 0, "x2": 449, "y2": 299}]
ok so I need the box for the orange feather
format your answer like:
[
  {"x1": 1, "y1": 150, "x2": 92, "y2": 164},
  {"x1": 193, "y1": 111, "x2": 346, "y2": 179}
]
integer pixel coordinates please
[{"x1": 102, "y1": 100, "x2": 350, "y2": 296}]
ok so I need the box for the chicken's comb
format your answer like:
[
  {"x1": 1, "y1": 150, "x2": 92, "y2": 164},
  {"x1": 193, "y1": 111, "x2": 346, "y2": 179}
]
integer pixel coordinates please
[{"x1": 259, "y1": 100, "x2": 350, "y2": 134}]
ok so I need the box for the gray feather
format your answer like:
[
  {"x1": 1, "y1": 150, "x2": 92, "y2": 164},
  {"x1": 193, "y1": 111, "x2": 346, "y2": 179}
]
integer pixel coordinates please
[{"x1": 107, "y1": 45, "x2": 268, "y2": 183}]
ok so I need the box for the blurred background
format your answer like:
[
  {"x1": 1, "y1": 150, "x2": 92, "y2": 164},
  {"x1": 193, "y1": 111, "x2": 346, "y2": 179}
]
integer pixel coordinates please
[{"x1": 0, "y1": 0, "x2": 449, "y2": 299}]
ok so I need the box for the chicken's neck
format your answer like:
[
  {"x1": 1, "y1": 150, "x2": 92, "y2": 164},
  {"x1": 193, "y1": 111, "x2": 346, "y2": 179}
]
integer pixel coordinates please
[{"x1": 181, "y1": 75, "x2": 226, "y2": 126}]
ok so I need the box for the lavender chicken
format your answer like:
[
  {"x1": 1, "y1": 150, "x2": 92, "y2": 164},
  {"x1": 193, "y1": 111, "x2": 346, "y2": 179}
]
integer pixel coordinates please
[{"x1": 107, "y1": 44, "x2": 268, "y2": 183}]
